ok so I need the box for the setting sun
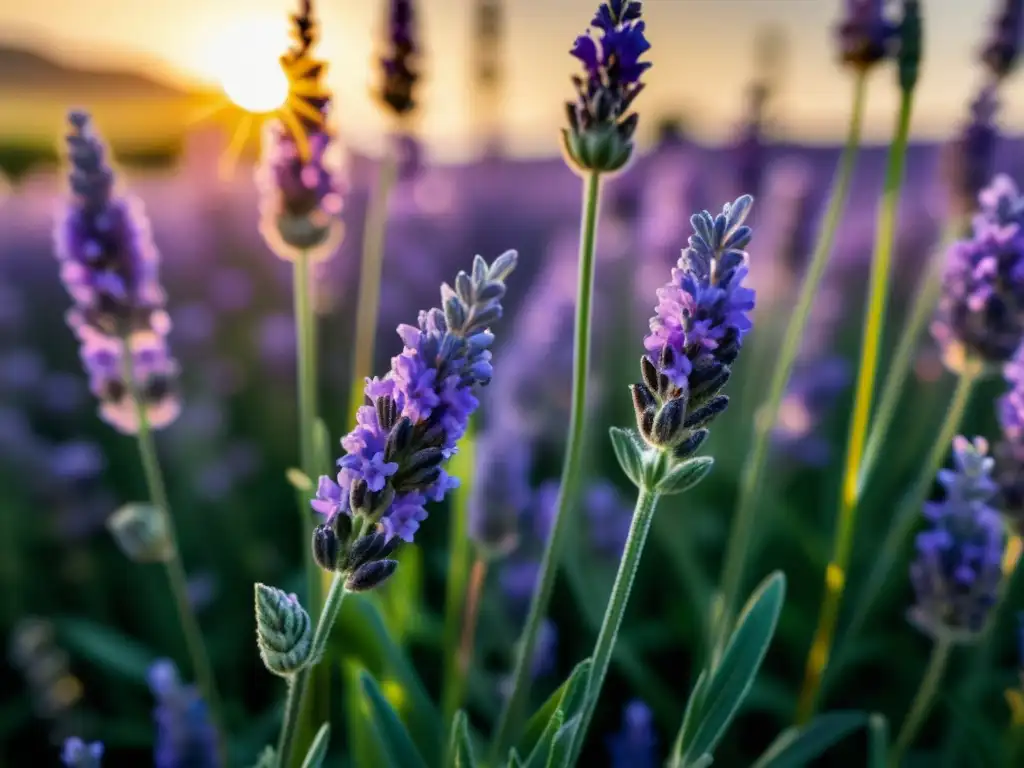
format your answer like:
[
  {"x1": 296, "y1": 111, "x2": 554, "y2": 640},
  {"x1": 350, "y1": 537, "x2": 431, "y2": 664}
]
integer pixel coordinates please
[{"x1": 205, "y1": 17, "x2": 290, "y2": 114}]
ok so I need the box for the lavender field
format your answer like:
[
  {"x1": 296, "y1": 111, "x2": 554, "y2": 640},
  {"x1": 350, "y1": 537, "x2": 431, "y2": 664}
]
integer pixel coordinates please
[{"x1": 3, "y1": 0, "x2": 1024, "y2": 766}]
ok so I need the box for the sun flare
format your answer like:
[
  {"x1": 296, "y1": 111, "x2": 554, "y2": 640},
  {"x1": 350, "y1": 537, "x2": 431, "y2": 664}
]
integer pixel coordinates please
[{"x1": 207, "y1": 18, "x2": 290, "y2": 114}]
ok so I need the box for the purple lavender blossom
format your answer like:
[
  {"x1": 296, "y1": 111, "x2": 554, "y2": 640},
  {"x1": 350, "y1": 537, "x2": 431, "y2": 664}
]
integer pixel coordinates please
[
  {"x1": 909, "y1": 436, "x2": 1006, "y2": 642},
  {"x1": 981, "y1": 0, "x2": 1024, "y2": 81},
  {"x1": 931, "y1": 174, "x2": 1024, "y2": 373},
  {"x1": 61, "y1": 737, "x2": 103, "y2": 767},
  {"x1": 256, "y1": 1, "x2": 346, "y2": 260},
  {"x1": 54, "y1": 111, "x2": 170, "y2": 339},
  {"x1": 562, "y1": 0, "x2": 651, "y2": 174},
  {"x1": 633, "y1": 196, "x2": 755, "y2": 457},
  {"x1": 148, "y1": 659, "x2": 220, "y2": 768},
  {"x1": 607, "y1": 700, "x2": 658, "y2": 768},
  {"x1": 468, "y1": 429, "x2": 532, "y2": 558},
  {"x1": 835, "y1": 0, "x2": 897, "y2": 70},
  {"x1": 78, "y1": 327, "x2": 181, "y2": 434},
  {"x1": 312, "y1": 251, "x2": 517, "y2": 562},
  {"x1": 256, "y1": 110, "x2": 346, "y2": 259},
  {"x1": 943, "y1": 87, "x2": 1000, "y2": 221},
  {"x1": 378, "y1": 0, "x2": 419, "y2": 117},
  {"x1": 995, "y1": 345, "x2": 1024, "y2": 533},
  {"x1": 54, "y1": 111, "x2": 180, "y2": 434}
]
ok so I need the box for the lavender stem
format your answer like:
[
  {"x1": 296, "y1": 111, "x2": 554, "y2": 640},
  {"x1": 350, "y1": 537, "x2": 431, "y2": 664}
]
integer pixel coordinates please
[
  {"x1": 346, "y1": 148, "x2": 399, "y2": 427},
  {"x1": 490, "y1": 169, "x2": 603, "y2": 759},
  {"x1": 567, "y1": 485, "x2": 660, "y2": 763},
  {"x1": 796, "y1": 83, "x2": 917, "y2": 724},
  {"x1": 712, "y1": 69, "x2": 870, "y2": 660},
  {"x1": 275, "y1": 573, "x2": 349, "y2": 768},
  {"x1": 889, "y1": 635, "x2": 952, "y2": 766},
  {"x1": 856, "y1": 213, "x2": 970, "y2": 495},
  {"x1": 120, "y1": 335, "x2": 224, "y2": 751},
  {"x1": 827, "y1": 367, "x2": 980, "y2": 687}
]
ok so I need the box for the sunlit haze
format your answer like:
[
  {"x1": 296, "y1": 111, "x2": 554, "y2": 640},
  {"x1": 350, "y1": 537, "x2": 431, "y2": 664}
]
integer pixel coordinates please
[
  {"x1": 203, "y1": 17, "x2": 290, "y2": 114},
  {"x1": 2, "y1": 0, "x2": 1024, "y2": 160}
]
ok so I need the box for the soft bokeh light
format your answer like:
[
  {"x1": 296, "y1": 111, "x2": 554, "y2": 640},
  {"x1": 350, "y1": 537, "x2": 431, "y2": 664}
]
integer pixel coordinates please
[{"x1": 200, "y1": 16, "x2": 289, "y2": 113}]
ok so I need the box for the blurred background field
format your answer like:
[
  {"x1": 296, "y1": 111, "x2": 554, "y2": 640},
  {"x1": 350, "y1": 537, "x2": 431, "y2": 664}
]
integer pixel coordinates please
[{"x1": 3, "y1": 0, "x2": 1024, "y2": 766}]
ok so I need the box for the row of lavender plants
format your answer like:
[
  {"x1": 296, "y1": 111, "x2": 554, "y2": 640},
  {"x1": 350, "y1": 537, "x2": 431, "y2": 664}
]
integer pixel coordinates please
[{"x1": 8, "y1": 0, "x2": 1024, "y2": 765}]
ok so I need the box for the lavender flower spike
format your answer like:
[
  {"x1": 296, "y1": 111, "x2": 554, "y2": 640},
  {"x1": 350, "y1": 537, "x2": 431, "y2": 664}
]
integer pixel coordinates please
[
  {"x1": 835, "y1": 0, "x2": 897, "y2": 71},
  {"x1": 607, "y1": 701, "x2": 658, "y2": 768},
  {"x1": 378, "y1": 0, "x2": 420, "y2": 118},
  {"x1": 930, "y1": 174, "x2": 1024, "y2": 374},
  {"x1": 909, "y1": 436, "x2": 1006, "y2": 643},
  {"x1": 630, "y1": 196, "x2": 755, "y2": 466},
  {"x1": 562, "y1": 0, "x2": 651, "y2": 175},
  {"x1": 54, "y1": 111, "x2": 180, "y2": 434},
  {"x1": 311, "y1": 251, "x2": 517, "y2": 587},
  {"x1": 55, "y1": 110, "x2": 170, "y2": 339},
  {"x1": 256, "y1": 0, "x2": 346, "y2": 260},
  {"x1": 942, "y1": 86, "x2": 1000, "y2": 221},
  {"x1": 981, "y1": 0, "x2": 1024, "y2": 82},
  {"x1": 61, "y1": 737, "x2": 104, "y2": 768},
  {"x1": 149, "y1": 659, "x2": 221, "y2": 768},
  {"x1": 995, "y1": 344, "x2": 1024, "y2": 534}
]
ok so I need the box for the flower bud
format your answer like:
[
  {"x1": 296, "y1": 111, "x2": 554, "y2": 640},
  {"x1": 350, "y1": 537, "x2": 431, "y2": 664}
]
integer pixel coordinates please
[
  {"x1": 106, "y1": 503, "x2": 173, "y2": 563},
  {"x1": 312, "y1": 523, "x2": 340, "y2": 572},
  {"x1": 254, "y1": 584, "x2": 314, "y2": 676},
  {"x1": 344, "y1": 559, "x2": 398, "y2": 592}
]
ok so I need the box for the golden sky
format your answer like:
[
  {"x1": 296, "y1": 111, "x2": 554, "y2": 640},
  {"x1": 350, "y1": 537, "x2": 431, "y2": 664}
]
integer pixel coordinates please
[{"x1": 3, "y1": 0, "x2": 1024, "y2": 160}]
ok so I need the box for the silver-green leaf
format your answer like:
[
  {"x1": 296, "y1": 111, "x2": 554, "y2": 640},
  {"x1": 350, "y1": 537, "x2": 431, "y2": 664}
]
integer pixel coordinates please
[
  {"x1": 656, "y1": 456, "x2": 714, "y2": 495},
  {"x1": 300, "y1": 723, "x2": 331, "y2": 768},
  {"x1": 750, "y1": 711, "x2": 866, "y2": 768},
  {"x1": 609, "y1": 427, "x2": 645, "y2": 488}
]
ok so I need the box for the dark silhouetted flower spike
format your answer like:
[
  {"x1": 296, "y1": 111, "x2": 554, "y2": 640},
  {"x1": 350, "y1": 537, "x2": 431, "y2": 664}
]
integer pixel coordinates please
[
  {"x1": 378, "y1": 0, "x2": 420, "y2": 118},
  {"x1": 896, "y1": 0, "x2": 923, "y2": 92},
  {"x1": 55, "y1": 111, "x2": 169, "y2": 339},
  {"x1": 835, "y1": 0, "x2": 897, "y2": 71},
  {"x1": 732, "y1": 82, "x2": 769, "y2": 201},
  {"x1": 61, "y1": 737, "x2": 104, "y2": 768},
  {"x1": 943, "y1": 86, "x2": 1000, "y2": 221},
  {"x1": 257, "y1": 0, "x2": 346, "y2": 260},
  {"x1": 468, "y1": 430, "x2": 532, "y2": 559},
  {"x1": 311, "y1": 251, "x2": 518, "y2": 590},
  {"x1": 981, "y1": 0, "x2": 1024, "y2": 81},
  {"x1": 54, "y1": 112, "x2": 180, "y2": 435},
  {"x1": 562, "y1": 0, "x2": 651, "y2": 175},
  {"x1": 254, "y1": 584, "x2": 314, "y2": 676},
  {"x1": 931, "y1": 174, "x2": 1024, "y2": 374},
  {"x1": 909, "y1": 436, "x2": 1006, "y2": 643},
  {"x1": 148, "y1": 660, "x2": 221, "y2": 768}
]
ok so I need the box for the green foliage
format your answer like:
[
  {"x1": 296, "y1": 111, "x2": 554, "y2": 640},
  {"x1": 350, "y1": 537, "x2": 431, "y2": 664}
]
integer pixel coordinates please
[
  {"x1": 671, "y1": 572, "x2": 786, "y2": 766},
  {"x1": 750, "y1": 711, "x2": 866, "y2": 768},
  {"x1": 359, "y1": 670, "x2": 429, "y2": 768}
]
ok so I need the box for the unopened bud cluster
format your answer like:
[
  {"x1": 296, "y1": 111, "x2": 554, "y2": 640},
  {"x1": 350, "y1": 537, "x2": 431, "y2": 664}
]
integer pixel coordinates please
[{"x1": 312, "y1": 512, "x2": 400, "y2": 593}]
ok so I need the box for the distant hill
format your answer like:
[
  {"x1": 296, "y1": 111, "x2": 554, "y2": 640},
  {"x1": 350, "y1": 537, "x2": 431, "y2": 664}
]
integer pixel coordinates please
[{"x1": 0, "y1": 43, "x2": 206, "y2": 99}]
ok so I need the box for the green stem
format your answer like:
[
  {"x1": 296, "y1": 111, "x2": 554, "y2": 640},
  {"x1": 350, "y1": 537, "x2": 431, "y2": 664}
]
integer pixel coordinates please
[
  {"x1": 712, "y1": 70, "x2": 870, "y2": 657},
  {"x1": 855, "y1": 214, "x2": 969, "y2": 496},
  {"x1": 120, "y1": 337, "x2": 223, "y2": 739},
  {"x1": 489, "y1": 169, "x2": 604, "y2": 761},
  {"x1": 889, "y1": 636, "x2": 953, "y2": 767},
  {"x1": 567, "y1": 486, "x2": 660, "y2": 764},
  {"x1": 347, "y1": 148, "x2": 398, "y2": 426},
  {"x1": 276, "y1": 573, "x2": 349, "y2": 768},
  {"x1": 827, "y1": 368, "x2": 979, "y2": 688},
  {"x1": 444, "y1": 555, "x2": 487, "y2": 734},
  {"x1": 794, "y1": 88, "x2": 915, "y2": 724},
  {"x1": 292, "y1": 249, "x2": 325, "y2": 754}
]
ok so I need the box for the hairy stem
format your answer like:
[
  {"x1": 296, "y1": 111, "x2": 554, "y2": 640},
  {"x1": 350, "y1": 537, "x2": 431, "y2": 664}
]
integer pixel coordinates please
[
  {"x1": 121, "y1": 336, "x2": 223, "y2": 745},
  {"x1": 276, "y1": 573, "x2": 348, "y2": 768},
  {"x1": 567, "y1": 485, "x2": 660, "y2": 763},
  {"x1": 489, "y1": 169, "x2": 604, "y2": 760}
]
